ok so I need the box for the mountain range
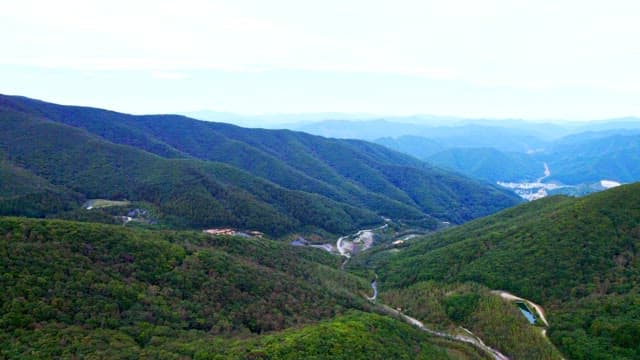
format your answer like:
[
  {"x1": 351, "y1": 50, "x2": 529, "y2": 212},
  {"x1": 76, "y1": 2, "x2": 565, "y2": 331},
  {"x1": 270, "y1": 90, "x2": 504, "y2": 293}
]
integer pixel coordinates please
[
  {"x1": 281, "y1": 118, "x2": 640, "y2": 199},
  {"x1": 2, "y1": 94, "x2": 639, "y2": 359},
  {"x1": 0, "y1": 95, "x2": 519, "y2": 236}
]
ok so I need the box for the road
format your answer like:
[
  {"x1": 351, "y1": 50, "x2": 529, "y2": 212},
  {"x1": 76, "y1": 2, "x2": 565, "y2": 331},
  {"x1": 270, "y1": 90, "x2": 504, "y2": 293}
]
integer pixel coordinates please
[
  {"x1": 367, "y1": 274, "x2": 378, "y2": 301},
  {"x1": 377, "y1": 304, "x2": 510, "y2": 360}
]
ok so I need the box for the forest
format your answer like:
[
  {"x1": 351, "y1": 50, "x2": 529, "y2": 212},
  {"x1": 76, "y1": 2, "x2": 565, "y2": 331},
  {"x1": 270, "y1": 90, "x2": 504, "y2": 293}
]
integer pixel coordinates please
[{"x1": 365, "y1": 183, "x2": 640, "y2": 359}]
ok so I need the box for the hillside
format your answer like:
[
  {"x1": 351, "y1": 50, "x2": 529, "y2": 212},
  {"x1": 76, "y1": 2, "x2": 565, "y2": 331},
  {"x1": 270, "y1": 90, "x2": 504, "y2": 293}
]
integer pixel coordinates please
[
  {"x1": 370, "y1": 183, "x2": 640, "y2": 359},
  {"x1": 0, "y1": 217, "x2": 486, "y2": 359},
  {"x1": 0, "y1": 94, "x2": 520, "y2": 235},
  {"x1": 0, "y1": 107, "x2": 382, "y2": 236}
]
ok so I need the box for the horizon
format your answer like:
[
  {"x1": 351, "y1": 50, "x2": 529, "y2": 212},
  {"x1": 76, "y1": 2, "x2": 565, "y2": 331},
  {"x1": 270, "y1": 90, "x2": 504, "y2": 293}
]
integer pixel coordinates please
[
  {"x1": 3, "y1": 92, "x2": 638, "y2": 126},
  {"x1": 2, "y1": 0, "x2": 640, "y2": 121}
]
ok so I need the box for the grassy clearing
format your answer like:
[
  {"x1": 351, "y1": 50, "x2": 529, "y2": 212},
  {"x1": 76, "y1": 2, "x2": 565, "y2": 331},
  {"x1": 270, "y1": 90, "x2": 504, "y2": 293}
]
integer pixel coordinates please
[{"x1": 83, "y1": 199, "x2": 131, "y2": 209}]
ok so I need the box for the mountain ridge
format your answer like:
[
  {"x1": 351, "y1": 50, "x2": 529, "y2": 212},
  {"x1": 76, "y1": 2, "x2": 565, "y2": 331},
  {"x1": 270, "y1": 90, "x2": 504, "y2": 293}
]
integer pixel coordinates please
[{"x1": 0, "y1": 94, "x2": 520, "y2": 236}]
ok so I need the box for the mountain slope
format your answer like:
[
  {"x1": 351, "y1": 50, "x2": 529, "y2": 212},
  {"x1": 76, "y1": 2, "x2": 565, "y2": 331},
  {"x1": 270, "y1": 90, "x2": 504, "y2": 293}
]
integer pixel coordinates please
[
  {"x1": 0, "y1": 217, "x2": 485, "y2": 359},
  {"x1": 0, "y1": 94, "x2": 520, "y2": 234},
  {"x1": 374, "y1": 183, "x2": 640, "y2": 359},
  {"x1": 0, "y1": 107, "x2": 382, "y2": 235}
]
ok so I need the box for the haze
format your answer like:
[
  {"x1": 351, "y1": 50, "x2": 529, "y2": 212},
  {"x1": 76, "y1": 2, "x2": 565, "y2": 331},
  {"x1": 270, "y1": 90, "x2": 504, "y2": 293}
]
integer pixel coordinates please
[{"x1": 2, "y1": 0, "x2": 639, "y2": 121}]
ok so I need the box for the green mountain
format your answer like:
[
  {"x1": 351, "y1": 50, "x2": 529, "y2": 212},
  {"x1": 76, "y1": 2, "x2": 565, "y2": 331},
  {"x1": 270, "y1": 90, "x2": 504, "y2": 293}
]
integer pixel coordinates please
[
  {"x1": 544, "y1": 134, "x2": 640, "y2": 184},
  {"x1": 0, "y1": 95, "x2": 520, "y2": 236},
  {"x1": 378, "y1": 132, "x2": 640, "y2": 189},
  {"x1": 0, "y1": 217, "x2": 487, "y2": 359},
  {"x1": 371, "y1": 183, "x2": 640, "y2": 359}
]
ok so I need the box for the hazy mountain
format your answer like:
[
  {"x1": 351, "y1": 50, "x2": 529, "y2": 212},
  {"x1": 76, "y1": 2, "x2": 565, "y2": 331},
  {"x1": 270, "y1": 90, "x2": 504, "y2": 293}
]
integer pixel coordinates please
[
  {"x1": 296, "y1": 120, "x2": 549, "y2": 152},
  {"x1": 421, "y1": 133, "x2": 640, "y2": 187},
  {"x1": 426, "y1": 148, "x2": 541, "y2": 183},
  {"x1": 544, "y1": 133, "x2": 640, "y2": 184}
]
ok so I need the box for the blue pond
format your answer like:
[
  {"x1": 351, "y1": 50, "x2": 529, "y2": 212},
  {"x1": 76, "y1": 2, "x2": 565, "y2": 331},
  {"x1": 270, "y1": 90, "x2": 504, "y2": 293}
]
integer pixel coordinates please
[{"x1": 517, "y1": 302, "x2": 536, "y2": 324}]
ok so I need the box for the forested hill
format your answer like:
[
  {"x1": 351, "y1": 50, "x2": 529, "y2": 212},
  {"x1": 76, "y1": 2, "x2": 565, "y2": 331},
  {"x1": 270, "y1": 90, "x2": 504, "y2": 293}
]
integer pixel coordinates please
[
  {"x1": 0, "y1": 94, "x2": 519, "y2": 235},
  {"x1": 376, "y1": 183, "x2": 640, "y2": 359},
  {"x1": 0, "y1": 217, "x2": 486, "y2": 359}
]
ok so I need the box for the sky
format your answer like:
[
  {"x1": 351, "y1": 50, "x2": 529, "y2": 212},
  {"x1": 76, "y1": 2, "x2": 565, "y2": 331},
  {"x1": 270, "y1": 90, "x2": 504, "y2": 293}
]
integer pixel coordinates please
[{"x1": 1, "y1": 0, "x2": 640, "y2": 121}]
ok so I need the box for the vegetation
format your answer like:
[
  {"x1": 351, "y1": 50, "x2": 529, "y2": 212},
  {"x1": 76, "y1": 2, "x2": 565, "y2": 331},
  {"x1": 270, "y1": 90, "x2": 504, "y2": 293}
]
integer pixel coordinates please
[
  {"x1": 379, "y1": 131, "x2": 640, "y2": 186},
  {"x1": 0, "y1": 106, "x2": 380, "y2": 236},
  {"x1": 372, "y1": 183, "x2": 640, "y2": 359},
  {"x1": 0, "y1": 217, "x2": 486, "y2": 359},
  {"x1": 544, "y1": 134, "x2": 640, "y2": 184},
  {"x1": 380, "y1": 282, "x2": 562, "y2": 359},
  {"x1": 0, "y1": 94, "x2": 520, "y2": 237}
]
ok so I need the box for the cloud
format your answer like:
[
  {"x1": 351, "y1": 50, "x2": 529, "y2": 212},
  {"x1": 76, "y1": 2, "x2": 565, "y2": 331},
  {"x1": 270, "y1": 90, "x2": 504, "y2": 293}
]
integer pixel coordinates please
[
  {"x1": 2, "y1": 0, "x2": 640, "y2": 101},
  {"x1": 150, "y1": 71, "x2": 189, "y2": 80}
]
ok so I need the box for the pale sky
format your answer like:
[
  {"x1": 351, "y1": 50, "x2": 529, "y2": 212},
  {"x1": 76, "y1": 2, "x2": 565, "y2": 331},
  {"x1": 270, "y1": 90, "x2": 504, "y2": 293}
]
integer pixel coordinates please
[{"x1": 1, "y1": 0, "x2": 639, "y2": 120}]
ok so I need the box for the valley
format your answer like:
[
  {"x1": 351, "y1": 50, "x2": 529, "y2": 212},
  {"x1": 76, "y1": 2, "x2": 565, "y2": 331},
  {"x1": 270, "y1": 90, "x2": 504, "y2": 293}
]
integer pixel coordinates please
[
  {"x1": 1, "y1": 94, "x2": 638, "y2": 359},
  {"x1": 289, "y1": 119, "x2": 640, "y2": 201},
  {"x1": 3, "y1": 2, "x2": 640, "y2": 358}
]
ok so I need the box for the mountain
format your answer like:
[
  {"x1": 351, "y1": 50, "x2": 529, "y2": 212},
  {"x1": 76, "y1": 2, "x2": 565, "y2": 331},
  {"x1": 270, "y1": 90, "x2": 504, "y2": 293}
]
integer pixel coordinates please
[
  {"x1": 544, "y1": 133, "x2": 640, "y2": 184},
  {"x1": 291, "y1": 117, "x2": 640, "y2": 144},
  {"x1": 0, "y1": 216, "x2": 487, "y2": 359},
  {"x1": 375, "y1": 136, "x2": 446, "y2": 159},
  {"x1": 575, "y1": 117, "x2": 640, "y2": 133},
  {"x1": 371, "y1": 183, "x2": 640, "y2": 359},
  {"x1": 378, "y1": 128, "x2": 640, "y2": 201},
  {"x1": 0, "y1": 94, "x2": 520, "y2": 236},
  {"x1": 426, "y1": 148, "x2": 541, "y2": 183},
  {"x1": 297, "y1": 120, "x2": 547, "y2": 152}
]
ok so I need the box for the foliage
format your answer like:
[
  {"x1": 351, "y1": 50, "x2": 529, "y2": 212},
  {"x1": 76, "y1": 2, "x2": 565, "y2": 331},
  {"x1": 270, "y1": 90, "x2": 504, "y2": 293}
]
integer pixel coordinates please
[
  {"x1": 0, "y1": 94, "x2": 520, "y2": 236},
  {"x1": 374, "y1": 183, "x2": 640, "y2": 359},
  {"x1": 380, "y1": 282, "x2": 562, "y2": 359},
  {"x1": 0, "y1": 217, "x2": 486, "y2": 359}
]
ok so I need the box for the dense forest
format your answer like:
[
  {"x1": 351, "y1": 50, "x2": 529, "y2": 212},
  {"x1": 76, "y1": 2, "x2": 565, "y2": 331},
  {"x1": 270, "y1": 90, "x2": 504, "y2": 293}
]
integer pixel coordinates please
[
  {"x1": 3, "y1": 94, "x2": 640, "y2": 359},
  {"x1": 380, "y1": 281, "x2": 562, "y2": 359},
  {"x1": 0, "y1": 216, "x2": 488, "y2": 359},
  {"x1": 365, "y1": 183, "x2": 640, "y2": 359},
  {"x1": 0, "y1": 94, "x2": 520, "y2": 237}
]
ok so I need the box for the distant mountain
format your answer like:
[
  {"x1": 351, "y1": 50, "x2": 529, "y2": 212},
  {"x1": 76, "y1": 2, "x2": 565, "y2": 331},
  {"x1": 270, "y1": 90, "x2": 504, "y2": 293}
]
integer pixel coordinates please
[
  {"x1": 183, "y1": 111, "x2": 402, "y2": 130},
  {"x1": 0, "y1": 94, "x2": 519, "y2": 236},
  {"x1": 297, "y1": 120, "x2": 548, "y2": 152},
  {"x1": 373, "y1": 183, "x2": 640, "y2": 359},
  {"x1": 544, "y1": 133, "x2": 640, "y2": 184},
  {"x1": 426, "y1": 148, "x2": 541, "y2": 183},
  {"x1": 370, "y1": 124, "x2": 640, "y2": 200},
  {"x1": 575, "y1": 117, "x2": 640, "y2": 133},
  {"x1": 376, "y1": 136, "x2": 445, "y2": 159}
]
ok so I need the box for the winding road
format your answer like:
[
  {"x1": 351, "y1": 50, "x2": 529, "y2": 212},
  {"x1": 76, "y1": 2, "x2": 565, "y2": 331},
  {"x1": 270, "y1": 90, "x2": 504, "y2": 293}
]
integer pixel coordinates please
[
  {"x1": 364, "y1": 275, "x2": 509, "y2": 359},
  {"x1": 377, "y1": 304, "x2": 510, "y2": 360},
  {"x1": 335, "y1": 225, "x2": 511, "y2": 359}
]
